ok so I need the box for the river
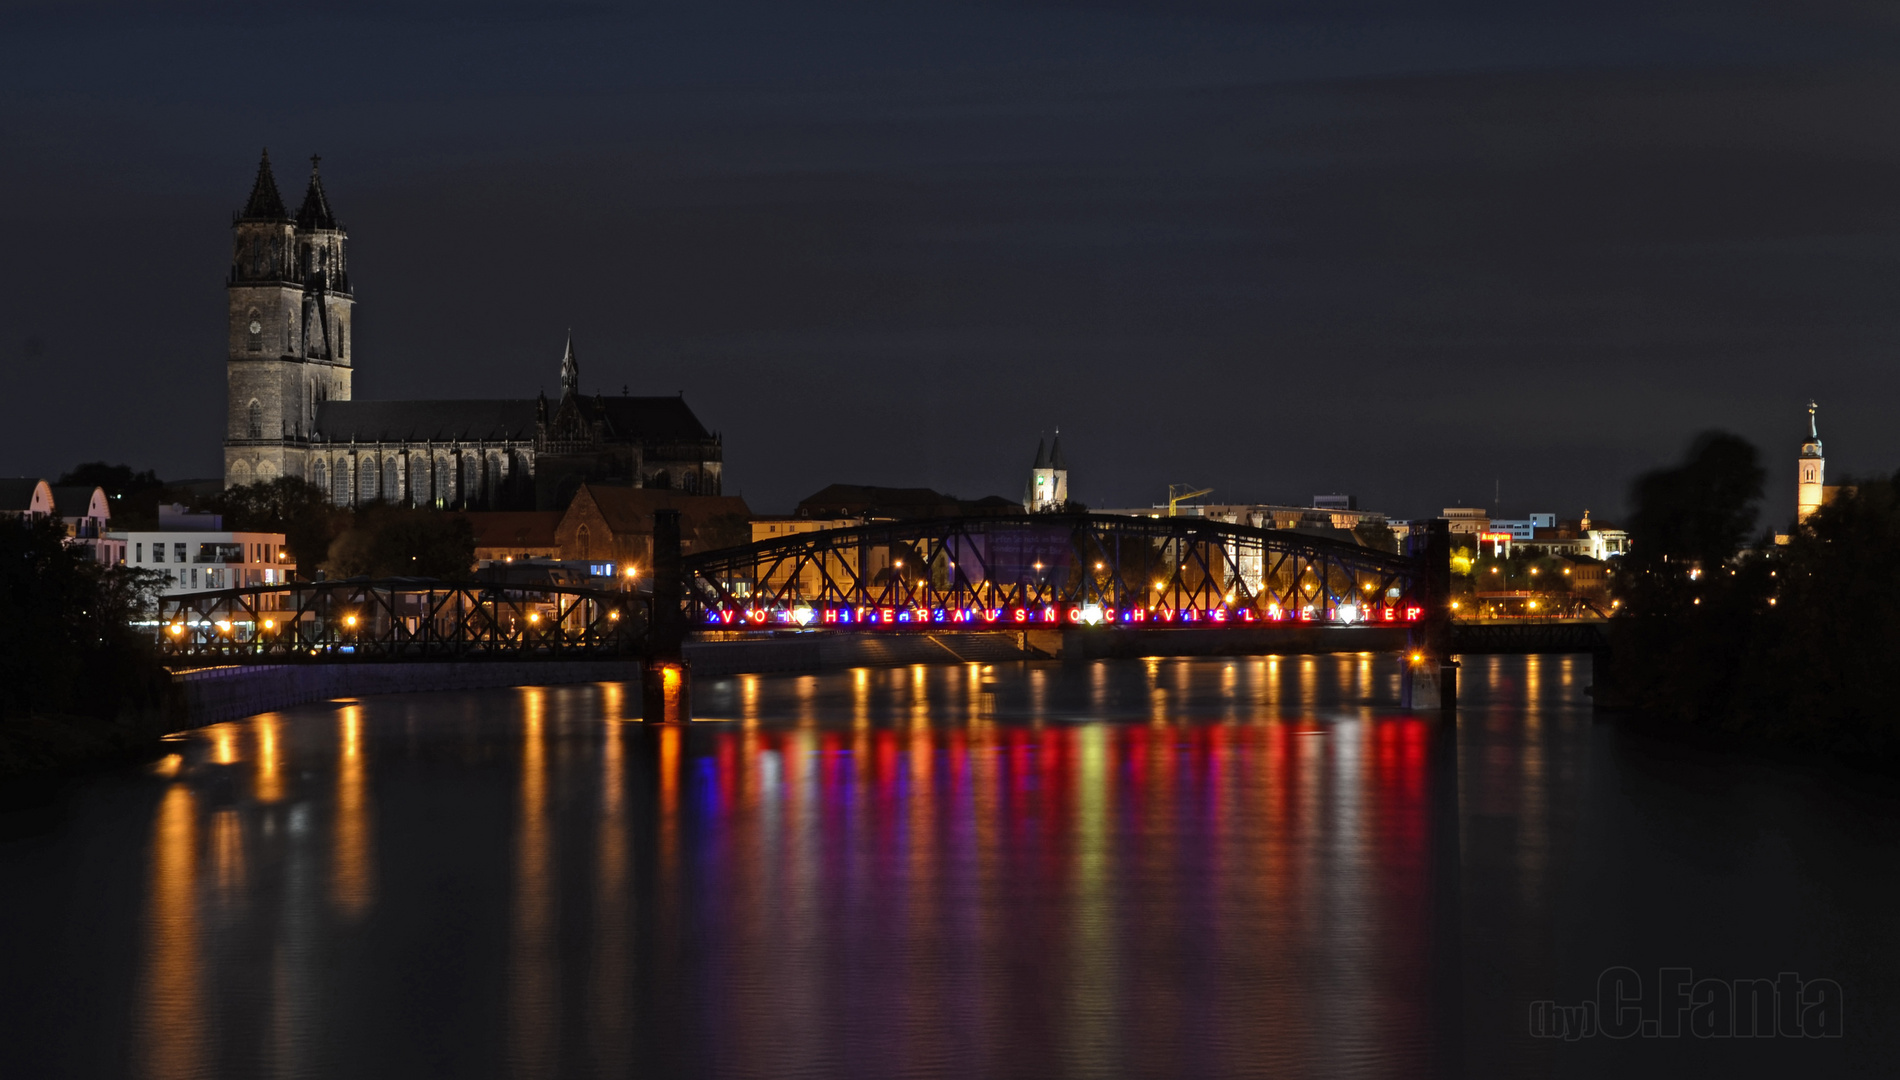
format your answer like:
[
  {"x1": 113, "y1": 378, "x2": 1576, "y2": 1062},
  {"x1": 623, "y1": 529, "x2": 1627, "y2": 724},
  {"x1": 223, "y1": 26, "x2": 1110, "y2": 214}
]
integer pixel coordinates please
[{"x1": 2, "y1": 655, "x2": 1894, "y2": 1078}]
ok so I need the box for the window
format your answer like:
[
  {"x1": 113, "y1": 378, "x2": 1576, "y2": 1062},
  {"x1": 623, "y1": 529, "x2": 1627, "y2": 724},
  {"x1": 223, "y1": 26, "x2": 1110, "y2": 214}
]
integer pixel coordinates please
[
  {"x1": 248, "y1": 400, "x2": 263, "y2": 439},
  {"x1": 360, "y1": 458, "x2": 378, "y2": 503},
  {"x1": 175, "y1": 543, "x2": 186, "y2": 563},
  {"x1": 411, "y1": 457, "x2": 430, "y2": 506},
  {"x1": 138, "y1": 542, "x2": 146, "y2": 563},
  {"x1": 385, "y1": 457, "x2": 400, "y2": 499},
  {"x1": 684, "y1": 470, "x2": 700, "y2": 494},
  {"x1": 577, "y1": 523, "x2": 591, "y2": 560},
  {"x1": 334, "y1": 462, "x2": 351, "y2": 506},
  {"x1": 462, "y1": 456, "x2": 479, "y2": 505},
  {"x1": 312, "y1": 458, "x2": 327, "y2": 495},
  {"x1": 247, "y1": 308, "x2": 263, "y2": 353},
  {"x1": 651, "y1": 470, "x2": 670, "y2": 490}
]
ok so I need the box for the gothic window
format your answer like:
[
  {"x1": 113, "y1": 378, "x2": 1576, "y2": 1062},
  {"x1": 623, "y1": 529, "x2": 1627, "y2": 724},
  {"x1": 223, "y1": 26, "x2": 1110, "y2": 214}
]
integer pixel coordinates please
[
  {"x1": 338, "y1": 323, "x2": 347, "y2": 360},
  {"x1": 312, "y1": 458, "x2": 327, "y2": 497},
  {"x1": 577, "y1": 524, "x2": 591, "y2": 560},
  {"x1": 385, "y1": 457, "x2": 400, "y2": 499},
  {"x1": 360, "y1": 457, "x2": 378, "y2": 503},
  {"x1": 462, "y1": 456, "x2": 480, "y2": 507},
  {"x1": 684, "y1": 470, "x2": 700, "y2": 494},
  {"x1": 334, "y1": 461, "x2": 351, "y2": 506},
  {"x1": 411, "y1": 457, "x2": 430, "y2": 507},
  {"x1": 247, "y1": 400, "x2": 262, "y2": 439},
  {"x1": 651, "y1": 470, "x2": 671, "y2": 491}
]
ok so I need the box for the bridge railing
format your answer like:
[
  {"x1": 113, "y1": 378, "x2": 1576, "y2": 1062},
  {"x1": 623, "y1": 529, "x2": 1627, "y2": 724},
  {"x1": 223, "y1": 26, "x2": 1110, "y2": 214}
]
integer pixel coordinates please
[
  {"x1": 154, "y1": 578, "x2": 647, "y2": 661},
  {"x1": 683, "y1": 513, "x2": 1428, "y2": 632}
]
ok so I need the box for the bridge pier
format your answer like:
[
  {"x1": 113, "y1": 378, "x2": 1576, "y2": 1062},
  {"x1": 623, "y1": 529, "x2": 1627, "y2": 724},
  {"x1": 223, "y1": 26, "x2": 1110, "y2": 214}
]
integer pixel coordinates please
[{"x1": 644, "y1": 509, "x2": 692, "y2": 723}]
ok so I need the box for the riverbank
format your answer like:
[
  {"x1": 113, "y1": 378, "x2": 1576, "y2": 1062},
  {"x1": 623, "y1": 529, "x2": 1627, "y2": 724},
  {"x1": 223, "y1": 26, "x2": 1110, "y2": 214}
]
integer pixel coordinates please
[{"x1": 0, "y1": 713, "x2": 172, "y2": 799}]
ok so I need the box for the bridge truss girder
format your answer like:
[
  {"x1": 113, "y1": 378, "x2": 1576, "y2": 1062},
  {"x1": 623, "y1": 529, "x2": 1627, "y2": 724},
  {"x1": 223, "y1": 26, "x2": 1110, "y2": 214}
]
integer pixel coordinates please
[
  {"x1": 684, "y1": 513, "x2": 1423, "y2": 627},
  {"x1": 155, "y1": 579, "x2": 646, "y2": 661}
]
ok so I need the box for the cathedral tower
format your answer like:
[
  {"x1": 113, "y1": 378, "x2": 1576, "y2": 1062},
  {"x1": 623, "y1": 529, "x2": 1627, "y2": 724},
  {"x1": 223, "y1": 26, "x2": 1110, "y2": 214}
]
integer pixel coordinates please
[
  {"x1": 223, "y1": 151, "x2": 353, "y2": 489},
  {"x1": 1797, "y1": 400, "x2": 1825, "y2": 525}
]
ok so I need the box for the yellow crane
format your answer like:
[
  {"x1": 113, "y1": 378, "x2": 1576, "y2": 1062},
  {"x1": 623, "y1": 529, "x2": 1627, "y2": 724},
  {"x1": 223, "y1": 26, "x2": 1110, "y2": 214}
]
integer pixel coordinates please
[{"x1": 1166, "y1": 484, "x2": 1213, "y2": 517}]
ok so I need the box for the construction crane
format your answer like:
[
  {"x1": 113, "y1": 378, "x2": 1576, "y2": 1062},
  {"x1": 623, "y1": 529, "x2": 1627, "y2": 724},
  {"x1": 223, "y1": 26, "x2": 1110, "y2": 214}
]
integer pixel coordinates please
[{"x1": 1166, "y1": 484, "x2": 1213, "y2": 517}]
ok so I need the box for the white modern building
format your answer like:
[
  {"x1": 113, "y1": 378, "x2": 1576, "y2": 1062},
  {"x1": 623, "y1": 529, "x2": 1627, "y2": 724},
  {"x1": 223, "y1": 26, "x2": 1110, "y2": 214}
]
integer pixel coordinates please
[{"x1": 115, "y1": 510, "x2": 290, "y2": 594}]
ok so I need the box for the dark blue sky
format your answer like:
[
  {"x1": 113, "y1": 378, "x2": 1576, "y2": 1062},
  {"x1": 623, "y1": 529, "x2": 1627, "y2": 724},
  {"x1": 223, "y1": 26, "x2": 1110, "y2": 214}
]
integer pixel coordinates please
[{"x1": 4, "y1": 0, "x2": 1898, "y2": 519}]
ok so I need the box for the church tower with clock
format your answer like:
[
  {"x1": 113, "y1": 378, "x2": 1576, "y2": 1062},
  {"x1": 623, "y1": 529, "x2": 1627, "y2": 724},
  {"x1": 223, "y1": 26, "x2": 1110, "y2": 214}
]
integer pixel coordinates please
[{"x1": 223, "y1": 149, "x2": 354, "y2": 487}]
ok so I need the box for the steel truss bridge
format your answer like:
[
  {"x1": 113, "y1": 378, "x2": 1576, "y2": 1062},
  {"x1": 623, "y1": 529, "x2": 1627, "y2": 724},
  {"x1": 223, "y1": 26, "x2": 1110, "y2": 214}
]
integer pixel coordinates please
[
  {"x1": 155, "y1": 578, "x2": 645, "y2": 661},
  {"x1": 683, "y1": 513, "x2": 1429, "y2": 632}
]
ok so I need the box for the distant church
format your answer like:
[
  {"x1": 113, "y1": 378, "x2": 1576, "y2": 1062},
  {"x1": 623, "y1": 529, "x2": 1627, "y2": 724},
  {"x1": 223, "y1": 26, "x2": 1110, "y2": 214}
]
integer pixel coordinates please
[
  {"x1": 222, "y1": 151, "x2": 724, "y2": 510},
  {"x1": 1023, "y1": 432, "x2": 1069, "y2": 511}
]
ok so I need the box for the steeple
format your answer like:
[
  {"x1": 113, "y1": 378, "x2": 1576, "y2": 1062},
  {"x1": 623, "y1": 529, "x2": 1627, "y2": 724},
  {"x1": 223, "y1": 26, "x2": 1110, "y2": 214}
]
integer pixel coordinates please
[
  {"x1": 240, "y1": 149, "x2": 288, "y2": 221},
  {"x1": 559, "y1": 333, "x2": 579, "y2": 396},
  {"x1": 1797, "y1": 400, "x2": 1826, "y2": 524},
  {"x1": 1025, "y1": 430, "x2": 1070, "y2": 512},
  {"x1": 296, "y1": 155, "x2": 338, "y2": 230}
]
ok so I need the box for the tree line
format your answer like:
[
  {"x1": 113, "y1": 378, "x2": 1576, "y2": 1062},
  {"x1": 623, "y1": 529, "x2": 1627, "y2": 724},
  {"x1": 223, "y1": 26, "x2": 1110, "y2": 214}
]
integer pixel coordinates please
[{"x1": 1607, "y1": 431, "x2": 1900, "y2": 760}]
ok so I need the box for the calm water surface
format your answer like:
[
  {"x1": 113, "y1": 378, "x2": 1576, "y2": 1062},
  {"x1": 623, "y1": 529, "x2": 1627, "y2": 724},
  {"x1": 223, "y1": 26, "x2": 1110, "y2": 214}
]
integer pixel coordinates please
[{"x1": 2, "y1": 656, "x2": 1895, "y2": 1079}]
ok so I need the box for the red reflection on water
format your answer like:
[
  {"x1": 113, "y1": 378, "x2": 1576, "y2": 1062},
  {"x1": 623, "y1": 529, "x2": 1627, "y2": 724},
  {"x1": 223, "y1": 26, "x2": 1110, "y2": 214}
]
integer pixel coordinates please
[{"x1": 676, "y1": 713, "x2": 1436, "y2": 1078}]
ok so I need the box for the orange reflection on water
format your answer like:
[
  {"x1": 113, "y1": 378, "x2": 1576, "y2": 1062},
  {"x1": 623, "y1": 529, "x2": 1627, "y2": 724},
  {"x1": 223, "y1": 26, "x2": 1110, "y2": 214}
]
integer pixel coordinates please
[
  {"x1": 509, "y1": 687, "x2": 558, "y2": 1077},
  {"x1": 330, "y1": 705, "x2": 375, "y2": 919},
  {"x1": 590, "y1": 711, "x2": 631, "y2": 1073},
  {"x1": 252, "y1": 713, "x2": 284, "y2": 804},
  {"x1": 135, "y1": 784, "x2": 204, "y2": 1080}
]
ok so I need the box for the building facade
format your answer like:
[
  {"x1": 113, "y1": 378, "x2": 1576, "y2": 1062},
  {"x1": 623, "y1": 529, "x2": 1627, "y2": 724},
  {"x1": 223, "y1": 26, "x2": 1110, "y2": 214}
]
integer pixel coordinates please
[
  {"x1": 119, "y1": 528, "x2": 291, "y2": 595},
  {"x1": 221, "y1": 151, "x2": 724, "y2": 510}
]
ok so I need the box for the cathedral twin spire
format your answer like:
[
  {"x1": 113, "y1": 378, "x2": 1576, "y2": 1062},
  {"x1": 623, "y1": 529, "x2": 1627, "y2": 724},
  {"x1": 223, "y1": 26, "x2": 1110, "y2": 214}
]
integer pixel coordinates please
[{"x1": 237, "y1": 148, "x2": 338, "y2": 230}]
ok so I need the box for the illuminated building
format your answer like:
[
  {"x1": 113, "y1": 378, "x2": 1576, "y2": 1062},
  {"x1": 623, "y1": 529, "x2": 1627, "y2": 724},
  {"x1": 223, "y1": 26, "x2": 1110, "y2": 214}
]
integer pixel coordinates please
[
  {"x1": 1024, "y1": 433, "x2": 1070, "y2": 512},
  {"x1": 1798, "y1": 400, "x2": 1825, "y2": 525},
  {"x1": 220, "y1": 151, "x2": 724, "y2": 510}
]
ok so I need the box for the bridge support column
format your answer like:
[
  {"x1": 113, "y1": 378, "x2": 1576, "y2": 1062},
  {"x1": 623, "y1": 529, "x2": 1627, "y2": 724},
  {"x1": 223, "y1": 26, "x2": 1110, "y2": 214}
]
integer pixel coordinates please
[
  {"x1": 642, "y1": 657, "x2": 692, "y2": 724},
  {"x1": 644, "y1": 509, "x2": 691, "y2": 723},
  {"x1": 1439, "y1": 660, "x2": 1458, "y2": 712}
]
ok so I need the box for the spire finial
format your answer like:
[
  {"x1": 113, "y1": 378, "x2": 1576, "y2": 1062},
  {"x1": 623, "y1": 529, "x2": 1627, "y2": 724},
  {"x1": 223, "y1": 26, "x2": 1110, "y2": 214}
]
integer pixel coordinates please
[
  {"x1": 560, "y1": 332, "x2": 579, "y2": 395},
  {"x1": 1809, "y1": 399, "x2": 1819, "y2": 439},
  {"x1": 310, "y1": 154, "x2": 321, "y2": 174}
]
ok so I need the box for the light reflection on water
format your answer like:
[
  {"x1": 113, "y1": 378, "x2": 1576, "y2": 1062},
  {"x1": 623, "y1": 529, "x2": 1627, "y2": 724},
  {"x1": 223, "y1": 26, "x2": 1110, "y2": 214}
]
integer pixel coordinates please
[{"x1": 4, "y1": 655, "x2": 1897, "y2": 1079}]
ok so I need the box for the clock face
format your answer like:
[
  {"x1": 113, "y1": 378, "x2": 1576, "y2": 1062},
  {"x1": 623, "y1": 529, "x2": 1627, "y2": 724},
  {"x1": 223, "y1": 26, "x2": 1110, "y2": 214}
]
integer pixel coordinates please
[{"x1": 248, "y1": 320, "x2": 262, "y2": 334}]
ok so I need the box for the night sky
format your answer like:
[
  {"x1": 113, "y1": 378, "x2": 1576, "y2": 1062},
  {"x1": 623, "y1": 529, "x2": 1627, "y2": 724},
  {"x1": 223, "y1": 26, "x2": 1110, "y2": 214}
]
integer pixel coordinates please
[{"x1": 5, "y1": 0, "x2": 1899, "y2": 522}]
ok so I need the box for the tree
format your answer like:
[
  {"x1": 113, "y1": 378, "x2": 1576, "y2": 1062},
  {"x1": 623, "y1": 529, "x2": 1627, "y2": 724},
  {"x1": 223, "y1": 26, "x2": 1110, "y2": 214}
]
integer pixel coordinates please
[
  {"x1": 1616, "y1": 431, "x2": 1764, "y2": 615},
  {"x1": 0, "y1": 515, "x2": 166, "y2": 720},
  {"x1": 57, "y1": 461, "x2": 164, "y2": 498},
  {"x1": 323, "y1": 505, "x2": 476, "y2": 580},
  {"x1": 1751, "y1": 472, "x2": 1900, "y2": 752},
  {"x1": 214, "y1": 478, "x2": 345, "y2": 579}
]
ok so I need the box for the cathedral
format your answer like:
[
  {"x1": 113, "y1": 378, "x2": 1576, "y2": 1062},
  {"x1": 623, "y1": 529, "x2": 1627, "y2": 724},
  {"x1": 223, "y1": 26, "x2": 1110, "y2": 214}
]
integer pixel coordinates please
[{"x1": 222, "y1": 151, "x2": 724, "y2": 511}]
